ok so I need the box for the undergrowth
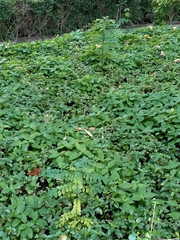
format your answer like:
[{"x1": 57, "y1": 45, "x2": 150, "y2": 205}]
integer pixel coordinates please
[{"x1": 0, "y1": 19, "x2": 180, "y2": 240}]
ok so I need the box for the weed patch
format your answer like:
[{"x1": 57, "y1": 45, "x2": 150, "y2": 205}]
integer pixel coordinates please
[{"x1": 0, "y1": 20, "x2": 180, "y2": 239}]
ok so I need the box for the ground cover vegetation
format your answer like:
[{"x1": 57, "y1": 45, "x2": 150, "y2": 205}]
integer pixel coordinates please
[{"x1": 0, "y1": 18, "x2": 180, "y2": 239}]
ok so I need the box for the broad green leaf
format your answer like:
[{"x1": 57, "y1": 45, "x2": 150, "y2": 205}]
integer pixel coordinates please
[
  {"x1": 37, "y1": 219, "x2": 47, "y2": 227},
  {"x1": 21, "y1": 213, "x2": 27, "y2": 223},
  {"x1": 32, "y1": 211, "x2": 39, "y2": 220},
  {"x1": 123, "y1": 202, "x2": 131, "y2": 212},
  {"x1": 18, "y1": 224, "x2": 27, "y2": 231},
  {"x1": 107, "y1": 160, "x2": 116, "y2": 168},
  {"x1": 97, "y1": 149, "x2": 104, "y2": 159},
  {"x1": 119, "y1": 182, "x2": 132, "y2": 189},
  {"x1": 169, "y1": 212, "x2": 180, "y2": 220},
  {"x1": 131, "y1": 193, "x2": 142, "y2": 201},
  {"x1": 143, "y1": 192, "x2": 156, "y2": 199},
  {"x1": 101, "y1": 168, "x2": 109, "y2": 175},
  {"x1": 16, "y1": 198, "x2": 25, "y2": 214},
  {"x1": 93, "y1": 163, "x2": 105, "y2": 169},
  {"x1": 167, "y1": 200, "x2": 178, "y2": 206},
  {"x1": 110, "y1": 169, "x2": 119, "y2": 181},
  {"x1": 25, "y1": 228, "x2": 33, "y2": 239},
  {"x1": 12, "y1": 219, "x2": 20, "y2": 227},
  {"x1": 49, "y1": 150, "x2": 59, "y2": 158},
  {"x1": 69, "y1": 151, "x2": 81, "y2": 160},
  {"x1": 164, "y1": 161, "x2": 180, "y2": 169},
  {"x1": 129, "y1": 233, "x2": 136, "y2": 240}
]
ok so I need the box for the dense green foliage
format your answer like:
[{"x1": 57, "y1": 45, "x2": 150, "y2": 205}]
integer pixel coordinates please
[
  {"x1": 0, "y1": 19, "x2": 180, "y2": 240},
  {"x1": 0, "y1": 0, "x2": 154, "y2": 41},
  {"x1": 152, "y1": 0, "x2": 180, "y2": 24}
]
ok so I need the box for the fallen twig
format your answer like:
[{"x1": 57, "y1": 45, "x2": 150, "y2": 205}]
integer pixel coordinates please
[{"x1": 76, "y1": 127, "x2": 93, "y2": 138}]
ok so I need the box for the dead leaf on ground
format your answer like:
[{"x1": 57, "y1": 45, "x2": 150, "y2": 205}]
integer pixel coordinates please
[
  {"x1": 88, "y1": 127, "x2": 96, "y2": 131},
  {"x1": 76, "y1": 127, "x2": 84, "y2": 131},
  {"x1": 174, "y1": 59, "x2": 180, "y2": 63},
  {"x1": 28, "y1": 167, "x2": 41, "y2": 176}
]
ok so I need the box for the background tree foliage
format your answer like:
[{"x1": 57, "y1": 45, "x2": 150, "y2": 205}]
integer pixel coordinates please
[
  {"x1": 152, "y1": 0, "x2": 180, "y2": 24},
  {"x1": 0, "y1": 0, "x2": 155, "y2": 41},
  {"x1": 1, "y1": 0, "x2": 180, "y2": 42}
]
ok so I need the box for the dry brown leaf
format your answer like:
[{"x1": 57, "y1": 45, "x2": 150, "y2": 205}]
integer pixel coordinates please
[
  {"x1": 76, "y1": 127, "x2": 84, "y2": 131},
  {"x1": 174, "y1": 58, "x2": 180, "y2": 62},
  {"x1": 88, "y1": 127, "x2": 96, "y2": 131},
  {"x1": 28, "y1": 167, "x2": 41, "y2": 176}
]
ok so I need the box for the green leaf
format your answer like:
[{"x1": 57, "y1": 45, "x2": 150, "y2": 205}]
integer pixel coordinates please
[
  {"x1": 25, "y1": 228, "x2": 33, "y2": 239},
  {"x1": 49, "y1": 150, "x2": 59, "y2": 158},
  {"x1": 169, "y1": 211, "x2": 180, "y2": 220},
  {"x1": 143, "y1": 192, "x2": 156, "y2": 199},
  {"x1": 25, "y1": 196, "x2": 35, "y2": 206},
  {"x1": 101, "y1": 168, "x2": 109, "y2": 175},
  {"x1": 110, "y1": 169, "x2": 119, "y2": 181},
  {"x1": 131, "y1": 193, "x2": 141, "y2": 201},
  {"x1": 93, "y1": 163, "x2": 105, "y2": 169},
  {"x1": 129, "y1": 233, "x2": 136, "y2": 240},
  {"x1": 29, "y1": 122, "x2": 37, "y2": 130},
  {"x1": 12, "y1": 219, "x2": 20, "y2": 227},
  {"x1": 2, "y1": 186, "x2": 10, "y2": 194},
  {"x1": 69, "y1": 151, "x2": 81, "y2": 160},
  {"x1": 97, "y1": 149, "x2": 104, "y2": 159},
  {"x1": 75, "y1": 142, "x2": 87, "y2": 152},
  {"x1": 164, "y1": 161, "x2": 180, "y2": 169},
  {"x1": 18, "y1": 224, "x2": 27, "y2": 231},
  {"x1": 21, "y1": 213, "x2": 27, "y2": 223},
  {"x1": 123, "y1": 202, "x2": 131, "y2": 212},
  {"x1": 37, "y1": 219, "x2": 47, "y2": 227},
  {"x1": 107, "y1": 160, "x2": 116, "y2": 168},
  {"x1": 16, "y1": 197, "x2": 25, "y2": 214},
  {"x1": 119, "y1": 182, "x2": 132, "y2": 189},
  {"x1": 56, "y1": 156, "x2": 64, "y2": 164},
  {"x1": 32, "y1": 211, "x2": 39, "y2": 220},
  {"x1": 167, "y1": 200, "x2": 178, "y2": 207}
]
